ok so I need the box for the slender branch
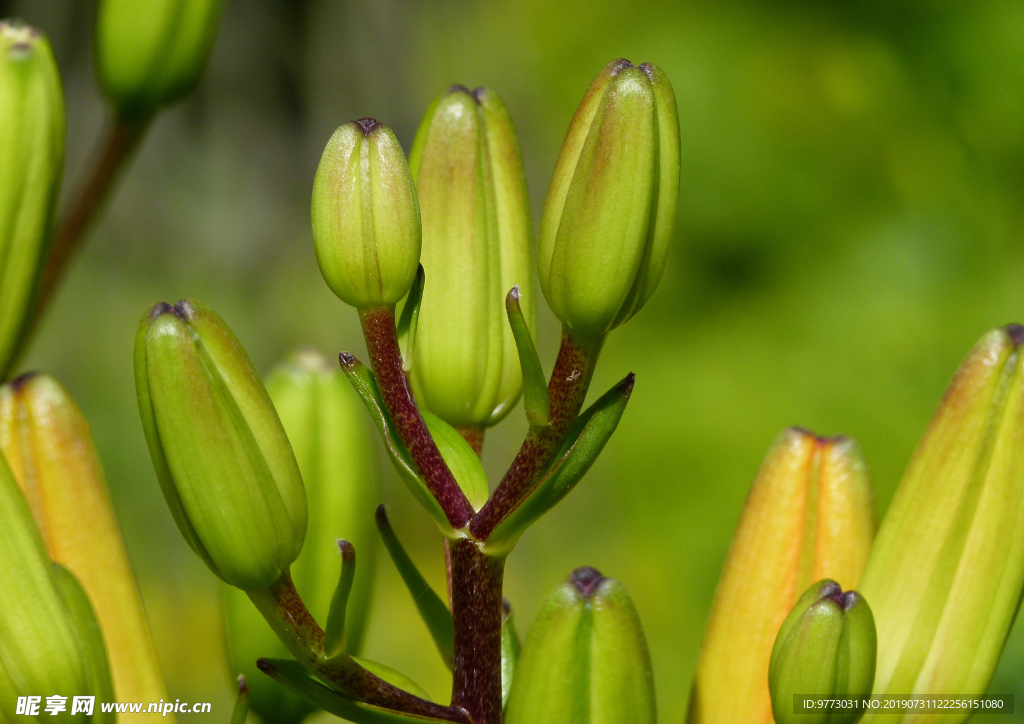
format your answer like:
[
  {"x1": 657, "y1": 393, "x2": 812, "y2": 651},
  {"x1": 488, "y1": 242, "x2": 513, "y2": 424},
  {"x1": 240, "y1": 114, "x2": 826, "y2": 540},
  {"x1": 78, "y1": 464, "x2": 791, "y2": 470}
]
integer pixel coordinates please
[
  {"x1": 35, "y1": 114, "x2": 150, "y2": 325},
  {"x1": 471, "y1": 327, "x2": 604, "y2": 539},
  {"x1": 248, "y1": 572, "x2": 464, "y2": 721},
  {"x1": 457, "y1": 426, "x2": 485, "y2": 457},
  {"x1": 359, "y1": 305, "x2": 475, "y2": 529},
  {"x1": 449, "y1": 539, "x2": 505, "y2": 724}
]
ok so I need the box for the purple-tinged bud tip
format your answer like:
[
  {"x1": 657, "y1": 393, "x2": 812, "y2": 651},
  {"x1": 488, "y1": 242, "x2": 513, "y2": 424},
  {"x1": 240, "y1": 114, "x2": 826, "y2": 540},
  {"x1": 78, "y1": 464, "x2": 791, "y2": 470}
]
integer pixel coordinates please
[
  {"x1": 1005, "y1": 323, "x2": 1024, "y2": 347},
  {"x1": 172, "y1": 300, "x2": 196, "y2": 320},
  {"x1": 570, "y1": 566, "x2": 607, "y2": 598},
  {"x1": 448, "y1": 84, "x2": 471, "y2": 96},
  {"x1": 354, "y1": 117, "x2": 381, "y2": 136},
  {"x1": 338, "y1": 351, "x2": 358, "y2": 370},
  {"x1": 609, "y1": 58, "x2": 635, "y2": 75},
  {"x1": 9, "y1": 371, "x2": 38, "y2": 391},
  {"x1": 255, "y1": 658, "x2": 276, "y2": 675},
  {"x1": 147, "y1": 301, "x2": 174, "y2": 320},
  {"x1": 502, "y1": 597, "x2": 512, "y2": 615},
  {"x1": 236, "y1": 674, "x2": 248, "y2": 695}
]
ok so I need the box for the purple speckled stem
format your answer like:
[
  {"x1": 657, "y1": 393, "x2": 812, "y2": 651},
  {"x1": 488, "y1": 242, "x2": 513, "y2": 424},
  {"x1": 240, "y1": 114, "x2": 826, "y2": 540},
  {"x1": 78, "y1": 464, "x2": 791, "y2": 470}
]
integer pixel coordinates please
[
  {"x1": 471, "y1": 327, "x2": 604, "y2": 539},
  {"x1": 449, "y1": 539, "x2": 505, "y2": 724},
  {"x1": 249, "y1": 573, "x2": 467, "y2": 721},
  {"x1": 359, "y1": 305, "x2": 474, "y2": 529}
]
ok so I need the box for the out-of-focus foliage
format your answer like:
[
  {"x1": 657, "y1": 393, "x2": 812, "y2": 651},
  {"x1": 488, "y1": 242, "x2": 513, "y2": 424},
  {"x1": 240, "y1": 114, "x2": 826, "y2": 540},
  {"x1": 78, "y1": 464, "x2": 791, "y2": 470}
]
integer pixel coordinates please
[{"x1": 6, "y1": 0, "x2": 1024, "y2": 718}]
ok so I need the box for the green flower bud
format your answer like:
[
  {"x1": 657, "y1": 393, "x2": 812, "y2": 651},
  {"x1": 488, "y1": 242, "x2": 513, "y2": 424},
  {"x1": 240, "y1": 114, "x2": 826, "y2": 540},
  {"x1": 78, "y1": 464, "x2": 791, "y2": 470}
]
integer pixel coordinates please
[
  {"x1": 505, "y1": 567, "x2": 655, "y2": 724},
  {"x1": 0, "y1": 451, "x2": 94, "y2": 720},
  {"x1": 224, "y1": 350, "x2": 379, "y2": 724},
  {"x1": 0, "y1": 22, "x2": 64, "y2": 378},
  {"x1": 769, "y1": 580, "x2": 876, "y2": 724},
  {"x1": 95, "y1": 0, "x2": 222, "y2": 118},
  {"x1": 859, "y1": 324, "x2": 1024, "y2": 719},
  {"x1": 538, "y1": 59, "x2": 679, "y2": 338},
  {"x1": 134, "y1": 299, "x2": 307, "y2": 591},
  {"x1": 312, "y1": 119, "x2": 421, "y2": 309},
  {"x1": 406, "y1": 85, "x2": 535, "y2": 428}
]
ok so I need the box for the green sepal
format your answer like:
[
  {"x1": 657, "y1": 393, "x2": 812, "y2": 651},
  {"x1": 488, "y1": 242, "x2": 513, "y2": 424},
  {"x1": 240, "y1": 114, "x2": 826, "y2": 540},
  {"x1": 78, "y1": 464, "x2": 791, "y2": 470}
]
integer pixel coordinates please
[
  {"x1": 506, "y1": 286, "x2": 549, "y2": 428},
  {"x1": 339, "y1": 355, "x2": 453, "y2": 536},
  {"x1": 229, "y1": 675, "x2": 250, "y2": 724},
  {"x1": 482, "y1": 373, "x2": 634, "y2": 555},
  {"x1": 420, "y1": 411, "x2": 489, "y2": 510},
  {"x1": 375, "y1": 505, "x2": 454, "y2": 670},
  {"x1": 256, "y1": 659, "x2": 448, "y2": 724},
  {"x1": 501, "y1": 598, "x2": 521, "y2": 711},
  {"x1": 323, "y1": 540, "x2": 357, "y2": 658},
  {"x1": 52, "y1": 564, "x2": 115, "y2": 724},
  {"x1": 397, "y1": 265, "x2": 425, "y2": 372}
]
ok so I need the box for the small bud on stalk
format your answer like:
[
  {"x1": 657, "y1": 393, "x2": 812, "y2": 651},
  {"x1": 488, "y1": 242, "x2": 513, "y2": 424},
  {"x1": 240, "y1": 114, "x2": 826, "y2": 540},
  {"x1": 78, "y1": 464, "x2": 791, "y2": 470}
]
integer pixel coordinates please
[
  {"x1": 312, "y1": 119, "x2": 422, "y2": 309},
  {"x1": 134, "y1": 299, "x2": 307, "y2": 591},
  {"x1": 504, "y1": 567, "x2": 655, "y2": 724},
  {"x1": 96, "y1": 0, "x2": 222, "y2": 118},
  {"x1": 769, "y1": 580, "x2": 876, "y2": 724},
  {"x1": 538, "y1": 59, "x2": 679, "y2": 338},
  {"x1": 407, "y1": 85, "x2": 535, "y2": 429},
  {"x1": 224, "y1": 350, "x2": 379, "y2": 724},
  {"x1": 859, "y1": 325, "x2": 1024, "y2": 720},
  {"x1": 0, "y1": 22, "x2": 64, "y2": 378},
  {"x1": 0, "y1": 374, "x2": 170, "y2": 719},
  {"x1": 0, "y1": 451, "x2": 103, "y2": 720},
  {"x1": 688, "y1": 429, "x2": 876, "y2": 724}
]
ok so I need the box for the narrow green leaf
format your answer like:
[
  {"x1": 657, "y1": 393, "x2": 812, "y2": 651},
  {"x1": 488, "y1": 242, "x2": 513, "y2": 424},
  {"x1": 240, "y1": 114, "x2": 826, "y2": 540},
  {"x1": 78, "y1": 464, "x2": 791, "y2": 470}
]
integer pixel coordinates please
[
  {"x1": 501, "y1": 598, "x2": 521, "y2": 711},
  {"x1": 506, "y1": 286, "x2": 549, "y2": 427},
  {"x1": 376, "y1": 505, "x2": 454, "y2": 670},
  {"x1": 229, "y1": 675, "x2": 250, "y2": 724},
  {"x1": 351, "y1": 656, "x2": 433, "y2": 701},
  {"x1": 52, "y1": 564, "x2": 114, "y2": 724},
  {"x1": 396, "y1": 265, "x2": 425, "y2": 372},
  {"x1": 339, "y1": 354, "x2": 453, "y2": 535},
  {"x1": 324, "y1": 540, "x2": 357, "y2": 658},
  {"x1": 256, "y1": 659, "x2": 454, "y2": 724},
  {"x1": 482, "y1": 373, "x2": 634, "y2": 556},
  {"x1": 421, "y1": 411, "x2": 489, "y2": 510}
]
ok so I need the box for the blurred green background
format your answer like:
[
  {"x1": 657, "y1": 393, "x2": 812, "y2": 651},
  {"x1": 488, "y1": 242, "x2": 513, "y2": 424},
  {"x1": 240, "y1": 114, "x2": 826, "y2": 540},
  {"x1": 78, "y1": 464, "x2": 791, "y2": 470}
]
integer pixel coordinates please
[{"x1": 5, "y1": 0, "x2": 1024, "y2": 719}]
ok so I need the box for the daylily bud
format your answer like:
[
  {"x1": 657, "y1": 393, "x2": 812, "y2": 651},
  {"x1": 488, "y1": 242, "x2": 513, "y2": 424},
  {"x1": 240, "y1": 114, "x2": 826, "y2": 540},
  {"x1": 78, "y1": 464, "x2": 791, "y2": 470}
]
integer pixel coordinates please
[
  {"x1": 859, "y1": 324, "x2": 1024, "y2": 718},
  {"x1": 769, "y1": 580, "x2": 876, "y2": 724},
  {"x1": 505, "y1": 567, "x2": 655, "y2": 724},
  {"x1": 0, "y1": 373, "x2": 171, "y2": 719},
  {"x1": 134, "y1": 299, "x2": 307, "y2": 591},
  {"x1": 688, "y1": 428, "x2": 876, "y2": 724},
  {"x1": 406, "y1": 85, "x2": 534, "y2": 428},
  {"x1": 0, "y1": 22, "x2": 64, "y2": 378},
  {"x1": 224, "y1": 350, "x2": 379, "y2": 724},
  {"x1": 538, "y1": 59, "x2": 679, "y2": 338},
  {"x1": 311, "y1": 119, "x2": 421, "y2": 309},
  {"x1": 95, "y1": 0, "x2": 222, "y2": 118},
  {"x1": 0, "y1": 451, "x2": 93, "y2": 720}
]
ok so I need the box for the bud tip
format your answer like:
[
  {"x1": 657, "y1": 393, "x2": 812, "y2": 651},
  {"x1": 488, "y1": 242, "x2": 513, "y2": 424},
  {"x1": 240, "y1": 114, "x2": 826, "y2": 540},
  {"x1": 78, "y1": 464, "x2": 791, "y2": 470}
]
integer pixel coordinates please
[
  {"x1": 255, "y1": 658, "x2": 275, "y2": 675},
  {"x1": 337, "y1": 539, "x2": 355, "y2": 560},
  {"x1": 570, "y1": 566, "x2": 606, "y2": 598},
  {"x1": 1005, "y1": 323, "x2": 1024, "y2": 346},
  {"x1": 354, "y1": 117, "x2": 381, "y2": 136},
  {"x1": 236, "y1": 674, "x2": 248, "y2": 695},
  {"x1": 9, "y1": 371, "x2": 37, "y2": 391}
]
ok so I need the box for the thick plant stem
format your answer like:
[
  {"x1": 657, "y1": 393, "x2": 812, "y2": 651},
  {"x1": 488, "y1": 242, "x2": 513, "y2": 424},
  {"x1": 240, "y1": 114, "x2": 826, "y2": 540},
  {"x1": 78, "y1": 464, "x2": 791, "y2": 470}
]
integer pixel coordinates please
[
  {"x1": 471, "y1": 327, "x2": 604, "y2": 539},
  {"x1": 449, "y1": 540, "x2": 505, "y2": 724},
  {"x1": 360, "y1": 305, "x2": 474, "y2": 528},
  {"x1": 35, "y1": 114, "x2": 149, "y2": 325}
]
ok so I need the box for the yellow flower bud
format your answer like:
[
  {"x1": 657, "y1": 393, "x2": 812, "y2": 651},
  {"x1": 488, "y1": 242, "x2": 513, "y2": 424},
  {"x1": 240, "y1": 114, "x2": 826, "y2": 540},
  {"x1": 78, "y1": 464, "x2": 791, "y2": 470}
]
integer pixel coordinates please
[{"x1": 688, "y1": 428, "x2": 876, "y2": 724}]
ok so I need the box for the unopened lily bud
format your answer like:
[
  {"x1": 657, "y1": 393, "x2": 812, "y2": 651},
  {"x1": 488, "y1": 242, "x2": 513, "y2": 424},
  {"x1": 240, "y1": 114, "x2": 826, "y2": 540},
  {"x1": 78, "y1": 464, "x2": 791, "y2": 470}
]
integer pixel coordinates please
[
  {"x1": 859, "y1": 324, "x2": 1024, "y2": 718},
  {"x1": 688, "y1": 428, "x2": 876, "y2": 724},
  {"x1": 0, "y1": 22, "x2": 64, "y2": 378},
  {"x1": 225, "y1": 350, "x2": 379, "y2": 723},
  {"x1": 538, "y1": 59, "x2": 679, "y2": 338},
  {"x1": 505, "y1": 567, "x2": 655, "y2": 724},
  {"x1": 406, "y1": 85, "x2": 534, "y2": 428},
  {"x1": 312, "y1": 119, "x2": 421, "y2": 309},
  {"x1": 0, "y1": 452, "x2": 93, "y2": 720},
  {"x1": 769, "y1": 580, "x2": 876, "y2": 724},
  {"x1": 0, "y1": 374, "x2": 170, "y2": 719},
  {"x1": 96, "y1": 0, "x2": 222, "y2": 118},
  {"x1": 134, "y1": 299, "x2": 307, "y2": 591}
]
